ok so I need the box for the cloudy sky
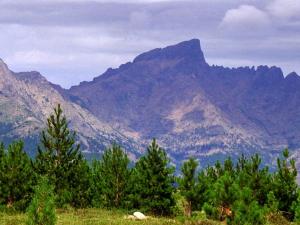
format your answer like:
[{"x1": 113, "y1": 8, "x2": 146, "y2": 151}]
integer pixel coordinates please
[{"x1": 0, "y1": 0, "x2": 299, "y2": 88}]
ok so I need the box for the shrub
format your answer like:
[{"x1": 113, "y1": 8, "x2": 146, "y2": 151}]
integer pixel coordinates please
[{"x1": 26, "y1": 177, "x2": 57, "y2": 225}]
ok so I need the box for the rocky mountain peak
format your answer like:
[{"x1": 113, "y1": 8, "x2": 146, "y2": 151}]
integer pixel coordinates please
[
  {"x1": 286, "y1": 71, "x2": 299, "y2": 78},
  {"x1": 14, "y1": 71, "x2": 49, "y2": 85},
  {"x1": 133, "y1": 39, "x2": 207, "y2": 65},
  {"x1": 0, "y1": 58, "x2": 10, "y2": 73}
]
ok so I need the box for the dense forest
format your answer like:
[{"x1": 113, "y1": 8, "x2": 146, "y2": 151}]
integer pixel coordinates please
[{"x1": 0, "y1": 105, "x2": 299, "y2": 225}]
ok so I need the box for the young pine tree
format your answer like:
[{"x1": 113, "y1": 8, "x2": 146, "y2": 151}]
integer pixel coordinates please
[
  {"x1": 131, "y1": 139, "x2": 175, "y2": 216},
  {"x1": 0, "y1": 142, "x2": 5, "y2": 206},
  {"x1": 273, "y1": 149, "x2": 298, "y2": 219},
  {"x1": 0, "y1": 141, "x2": 34, "y2": 210},
  {"x1": 92, "y1": 144, "x2": 130, "y2": 208},
  {"x1": 293, "y1": 190, "x2": 300, "y2": 222},
  {"x1": 27, "y1": 176, "x2": 57, "y2": 225},
  {"x1": 34, "y1": 104, "x2": 90, "y2": 207},
  {"x1": 179, "y1": 158, "x2": 199, "y2": 217},
  {"x1": 230, "y1": 187, "x2": 266, "y2": 225}
]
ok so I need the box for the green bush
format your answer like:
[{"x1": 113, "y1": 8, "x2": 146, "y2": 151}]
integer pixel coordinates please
[
  {"x1": 293, "y1": 190, "x2": 300, "y2": 222},
  {"x1": 26, "y1": 177, "x2": 57, "y2": 225}
]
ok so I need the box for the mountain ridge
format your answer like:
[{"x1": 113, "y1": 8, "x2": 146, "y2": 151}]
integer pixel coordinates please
[{"x1": 1, "y1": 39, "x2": 300, "y2": 169}]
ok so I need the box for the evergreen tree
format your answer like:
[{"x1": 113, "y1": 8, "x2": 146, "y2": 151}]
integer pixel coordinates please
[
  {"x1": 179, "y1": 158, "x2": 198, "y2": 217},
  {"x1": 27, "y1": 176, "x2": 57, "y2": 225},
  {"x1": 0, "y1": 142, "x2": 5, "y2": 205},
  {"x1": 34, "y1": 104, "x2": 91, "y2": 207},
  {"x1": 208, "y1": 171, "x2": 236, "y2": 220},
  {"x1": 293, "y1": 190, "x2": 300, "y2": 222},
  {"x1": 0, "y1": 141, "x2": 34, "y2": 210},
  {"x1": 266, "y1": 191, "x2": 279, "y2": 213},
  {"x1": 69, "y1": 158, "x2": 92, "y2": 208},
  {"x1": 194, "y1": 170, "x2": 210, "y2": 210},
  {"x1": 230, "y1": 187, "x2": 266, "y2": 225},
  {"x1": 131, "y1": 139, "x2": 175, "y2": 215},
  {"x1": 0, "y1": 142, "x2": 4, "y2": 160},
  {"x1": 273, "y1": 149, "x2": 298, "y2": 219},
  {"x1": 235, "y1": 154, "x2": 271, "y2": 206},
  {"x1": 92, "y1": 144, "x2": 130, "y2": 208},
  {"x1": 203, "y1": 154, "x2": 272, "y2": 222}
]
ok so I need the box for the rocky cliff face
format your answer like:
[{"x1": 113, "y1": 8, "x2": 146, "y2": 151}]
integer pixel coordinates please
[
  {"x1": 0, "y1": 60, "x2": 141, "y2": 158},
  {"x1": 67, "y1": 39, "x2": 300, "y2": 166}
]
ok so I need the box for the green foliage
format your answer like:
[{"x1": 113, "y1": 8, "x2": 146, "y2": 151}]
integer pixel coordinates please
[
  {"x1": 293, "y1": 190, "x2": 300, "y2": 222},
  {"x1": 34, "y1": 104, "x2": 91, "y2": 208},
  {"x1": 69, "y1": 159, "x2": 92, "y2": 208},
  {"x1": 266, "y1": 191, "x2": 279, "y2": 213},
  {"x1": 91, "y1": 144, "x2": 130, "y2": 208},
  {"x1": 273, "y1": 149, "x2": 298, "y2": 219},
  {"x1": 178, "y1": 158, "x2": 199, "y2": 216},
  {"x1": 0, "y1": 141, "x2": 34, "y2": 210},
  {"x1": 129, "y1": 139, "x2": 175, "y2": 216},
  {"x1": 229, "y1": 187, "x2": 266, "y2": 225},
  {"x1": 26, "y1": 176, "x2": 57, "y2": 225},
  {"x1": 201, "y1": 152, "x2": 298, "y2": 223}
]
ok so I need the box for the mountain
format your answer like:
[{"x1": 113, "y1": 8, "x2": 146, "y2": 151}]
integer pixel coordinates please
[
  {"x1": 0, "y1": 59, "x2": 141, "y2": 159},
  {"x1": 65, "y1": 39, "x2": 300, "y2": 167},
  {"x1": 1, "y1": 39, "x2": 300, "y2": 169}
]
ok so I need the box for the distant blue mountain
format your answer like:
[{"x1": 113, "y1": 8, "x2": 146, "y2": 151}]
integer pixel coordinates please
[{"x1": 66, "y1": 39, "x2": 300, "y2": 167}]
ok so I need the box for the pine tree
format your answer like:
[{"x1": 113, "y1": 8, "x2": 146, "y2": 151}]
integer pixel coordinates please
[
  {"x1": 235, "y1": 154, "x2": 271, "y2": 206},
  {"x1": 132, "y1": 139, "x2": 175, "y2": 216},
  {"x1": 69, "y1": 158, "x2": 92, "y2": 208},
  {"x1": 26, "y1": 176, "x2": 57, "y2": 225},
  {"x1": 0, "y1": 142, "x2": 4, "y2": 159},
  {"x1": 0, "y1": 142, "x2": 5, "y2": 205},
  {"x1": 0, "y1": 141, "x2": 34, "y2": 210},
  {"x1": 293, "y1": 190, "x2": 300, "y2": 222},
  {"x1": 179, "y1": 158, "x2": 198, "y2": 217},
  {"x1": 34, "y1": 104, "x2": 90, "y2": 207},
  {"x1": 266, "y1": 191, "x2": 279, "y2": 213},
  {"x1": 230, "y1": 187, "x2": 266, "y2": 225},
  {"x1": 273, "y1": 149, "x2": 298, "y2": 219},
  {"x1": 92, "y1": 144, "x2": 130, "y2": 208}
]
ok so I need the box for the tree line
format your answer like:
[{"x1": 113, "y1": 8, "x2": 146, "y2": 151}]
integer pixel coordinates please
[{"x1": 0, "y1": 104, "x2": 299, "y2": 224}]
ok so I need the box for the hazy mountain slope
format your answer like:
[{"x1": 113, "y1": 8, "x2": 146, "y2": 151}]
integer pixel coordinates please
[
  {"x1": 198, "y1": 65, "x2": 300, "y2": 149},
  {"x1": 0, "y1": 59, "x2": 141, "y2": 158},
  {"x1": 67, "y1": 39, "x2": 280, "y2": 164},
  {"x1": 1, "y1": 39, "x2": 300, "y2": 169}
]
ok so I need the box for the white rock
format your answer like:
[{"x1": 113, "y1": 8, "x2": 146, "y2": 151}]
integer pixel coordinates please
[{"x1": 133, "y1": 212, "x2": 147, "y2": 220}]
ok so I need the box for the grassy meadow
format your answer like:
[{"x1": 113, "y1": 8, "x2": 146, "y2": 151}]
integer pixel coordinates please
[
  {"x1": 0, "y1": 209, "x2": 180, "y2": 225},
  {"x1": 0, "y1": 208, "x2": 296, "y2": 225}
]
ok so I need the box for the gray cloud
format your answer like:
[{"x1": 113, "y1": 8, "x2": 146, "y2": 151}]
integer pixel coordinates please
[{"x1": 0, "y1": 0, "x2": 299, "y2": 87}]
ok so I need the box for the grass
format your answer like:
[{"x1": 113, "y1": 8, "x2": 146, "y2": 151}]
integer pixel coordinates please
[
  {"x1": 0, "y1": 208, "x2": 182, "y2": 225},
  {"x1": 0, "y1": 208, "x2": 296, "y2": 225}
]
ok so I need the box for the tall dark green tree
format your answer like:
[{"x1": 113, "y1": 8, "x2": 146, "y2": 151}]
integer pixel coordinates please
[
  {"x1": 273, "y1": 149, "x2": 298, "y2": 219},
  {"x1": 0, "y1": 141, "x2": 34, "y2": 210},
  {"x1": 34, "y1": 104, "x2": 91, "y2": 207},
  {"x1": 179, "y1": 158, "x2": 198, "y2": 217},
  {"x1": 130, "y1": 139, "x2": 175, "y2": 216},
  {"x1": 293, "y1": 191, "x2": 300, "y2": 222},
  {"x1": 0, "y1": 142, "x2": 4, "y2": 160},
  {"x1": 91, "y1": 144, "x2": 130, "y2": 208}
]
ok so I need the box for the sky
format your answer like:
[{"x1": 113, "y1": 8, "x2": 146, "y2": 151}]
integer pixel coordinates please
[{"x1": 0, "y1": 0, "x2": 300, "y2": 88}]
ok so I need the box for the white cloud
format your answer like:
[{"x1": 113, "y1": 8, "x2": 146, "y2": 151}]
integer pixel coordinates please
[
  {"x1": 267, "y1": 0, "x2": 300, "y2": 20},
  {"x1": 0, "y1": 0, "x2": 179, "y2": 4},
  {"x1": 0, "y1": 0, "x2": 299, "y2": 87},
  {"x1": 220, "y1": 5, "x2": 271, "y2": 33},
  {"x1": 8, "y1": 50, "x2": 67, "y2": 65}
]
